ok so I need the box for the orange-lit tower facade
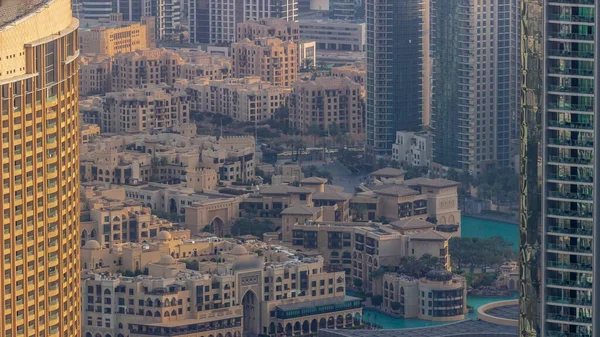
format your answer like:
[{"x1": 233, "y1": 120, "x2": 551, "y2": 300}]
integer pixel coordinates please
[{"x1": 0, "y1": 0, "x2": 80, "y2": 336}]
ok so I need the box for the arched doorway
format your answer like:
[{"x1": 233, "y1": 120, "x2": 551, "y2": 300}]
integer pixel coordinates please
[
  {"x1": 169, "y1": 198, "x2": 178, "y2": 214},
  {"x1": 211, "y1": 217, "x2": 225, "y2": 237},
  {"x1": 319, "y1": 318, "x2": 326, "y2": 329},
  {"x1": 310, "y1": 319, "x2": 317, "y2": 332},
  {"x1": 242, "y1": 290, "x2": 259, "y2": 337}
]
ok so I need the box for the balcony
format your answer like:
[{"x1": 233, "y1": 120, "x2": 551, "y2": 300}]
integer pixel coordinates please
[
  {"x1": 546, "y1": 173, "x2": 593, "y2": 183},
  {"x1": 547, "y1": 191, "x2": 592, "y2": 201},
  {"x1": 547, "y1": 102, "x2": 593, "y2": 113},
  {"x1": 547, "y1": 243, "x2": 592, "y2": 255},
  {"x1": 546, "y1": 278, "x2": 592, "y2": 289},
  {"x1": 548, "y1": 0, "x2": 594, "y2": 5},
  {"x1": 547, "y1": 155, "x2": 593, "y2": 166},
  {"x1": 546, "y1": 313, "x2": 592, "y2": 325},
  {"x1": 548, "y1": 14, "x2": 594, "y2": 23},
  {"x1": 547, "y1": 330, "x2": 591, "y2": 337},
  {"x1": 548, "y1": 225, "x2": 592, "y2": 237},
  {"x1": 547, "y1": 295, "x2": 592, "y2": 306},
  {"x1": 547, "y1": 120, "x2": 593, "y2": 130},
  {"x1": 547, "y1": 49, "x2": 594, "y2": 59},
  {"x1": 547, "y1": 261, "x2": 592, "y2": 272},
  {"x1": 547, "y1": 208, "x2": 592, "y2": 219},
  {"x1": 548, "y1": 85, "x2": 594, "y2": 95},
  {"x1": 547, "y1": 138, "x2": 593, "y2": 148},
  {"x1": 548, "y1": 67, "x2": 594, "y2": 77},
  {"x1": 548, "y1": 32, "x2": 594, "y2": 41}
]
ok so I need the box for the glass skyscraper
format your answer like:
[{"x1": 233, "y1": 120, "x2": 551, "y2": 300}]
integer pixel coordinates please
[
  {"x1": 365, "y1": 0, "x2": 429, "y2": 162},
  {"x1": 521, "y1": 0, "x2": 596, "y2": 336}
]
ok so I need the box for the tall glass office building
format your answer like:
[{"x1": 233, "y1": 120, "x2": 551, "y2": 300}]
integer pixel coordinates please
[
  {"x1": 365, "y1": 0, "x2": 429, "y2": 162},
  {"x1": 522, "y1": 0, "x2": 596, "y2": 336}
]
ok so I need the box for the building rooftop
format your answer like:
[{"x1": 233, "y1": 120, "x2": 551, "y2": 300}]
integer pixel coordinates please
[
  {"x1": 0, "y1": 0, "x2": 48, "y2": 29},
  {"x1": 370, "y1": 167, "x2": 406, "y2": 177},
  {"x1": 403, "y1": 178, "x2": 460, "y2": 189},
  {"x1": 390, "y1": 218, "x2": 436, "y2": 230},
  {"x1": 281, "y1": 205, "x2": 321, "y2": 216},
  {"x1": 408, "y1": 230, "x2": 451, "y2": 241},
  {"x1": 372, "y1": 185, "x2": 419, "y2": 197}
]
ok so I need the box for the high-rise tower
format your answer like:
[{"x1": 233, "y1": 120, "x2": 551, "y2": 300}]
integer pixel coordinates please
[
  {"x1": 538, "y1": 0, "x2": 595, "y2": 335},
  {"x1": 431, "y1": 0, "x2": 520, "y2": 174},
  {"x1": 365, "y1": 0, "x2": 431, "y2": 162},
  {"x1": 0, "y1": 0, "x2": 81, "y2": 336}
]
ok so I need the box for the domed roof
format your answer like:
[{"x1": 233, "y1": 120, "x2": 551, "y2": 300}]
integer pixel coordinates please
[
  {"x1": 157, "y1": 230, "x2": 172, "y2": 241},
  {"x1": 425, "y1": 269, "x2": 453, "y2": 282},
  {"x1": 83, "y1": 240, "x2": 101, "y2": 250},
  {"x1": 231, "y1": 244, "x2": 248, "y2": 256},
  {"x1": 158, "y1": 254, "x2": 176, "y2": 265}
]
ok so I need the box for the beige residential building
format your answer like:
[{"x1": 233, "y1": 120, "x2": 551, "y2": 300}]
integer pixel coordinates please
[
  {"x1": 289, "y1": 77, "x2": 364, "y2": 134},
  {"x1": 111, "y1": 49, "x2": 185, "y2": 91},
  {"x1": 80, "y1": 131, "x2": 256, "y2": 186},
  {"x1": 379, "y1": 271, "x2": 467, "y2": 321},
  {"x1": 81, "y1": 240, "x2": 361, "y2": 337},
  {"x1": 79, "y1": 54, "x2": 112, "y2": 95},
  {"x1": 175, "y1": 77, "x2": 291, "y2": 122},
  {"x1": 300, "y1": 19, "x2": 365, "y2": 51},
  {"x1": 331, "y1": 62, "x2": 366, "y2": 85},
  {"x1": 286, "y1": 221, "x2": 452, "y2": 292},
  {"x1": 100, "y1": 84, "x2": 190, "y2": 133},
  {"x1": 232, "y1": 38, "x2": 298, "y2": 86},
  {"x1": 237, "y1": 18, "x2": 300, "y2": 42},
  {"x1": 81, "y1": 123, "x2": 101, "y2": 143},
  {"x1": 79, "y1": 14, "x2": 155, "y2": 56},
  {"x1": 178, "y1": 50, "x2": 233, "y2": 81}
]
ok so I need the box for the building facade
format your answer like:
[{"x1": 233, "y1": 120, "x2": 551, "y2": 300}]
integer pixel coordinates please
[
  {"x1": 237, "y1": 18, "x2": 300, "y2": 42},
  {"x1": 431, "y1": 0, "x2": 520, "y2": 174},
  {"x1": 0, "y1": 0, "x2": 81, "y2": 336},
  {"x1": 232, "y1": 38, "x2": 298, "y2": 86},
  {"x1": 81, "y1": 243, "x2": 361, "y2": 337},
  {"x1": 188, "y1": 0, "x2": 299, "y2": 44},
  {"x1": 79, "y1": 14, "x2": 154, "y2": 56},
  {"x1": 111, "y1": 49, "x2": 185, "y2": 91},
  {"x1": 79, "y1": 54, "x2": 112, "y2": 96},
  {"x1": 365, "y1": 0, "x2": 431, "y2": 161},
  {"x1": 176, "y1": 77, "x2": 291, "y2": 122},
  {"x1": 532, "y1": 0, "x2": 593, "y2": 336},
  {"x1": 288, "y1": 77, "x2": 364, "y2": 134},
  {"x1": 391, "y1": 131, "x2": 433, "y2": 168},
  {"x1": 299, "y1": 19, "x2": 365, "y2": 51},
  {"x1": 100, "y1": 85, "x2": 190, "y2": 133}
]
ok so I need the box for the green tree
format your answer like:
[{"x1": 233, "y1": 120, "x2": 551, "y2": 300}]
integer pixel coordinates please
[
  {"x1": 307, "y1": 123, "x2": 322, "y2": 146},
  {"x1": 371, "y1": 295, "x2": 383, "y2": 306},
  {"x1": 404, "y1": 166, "x2": 429, "y2": 179},
  {"x1": 353, "y1": 278, "x2": 363, "y2": 289},
  {"x1": 389, "y1": 160, "x2": 400, "y2": 169},
  {"x1": 377, "y1": 157, "x2": 388, "y2": 169},
  {"x1": 328, "y1": 122, "x2": 341, "y2": 137}
]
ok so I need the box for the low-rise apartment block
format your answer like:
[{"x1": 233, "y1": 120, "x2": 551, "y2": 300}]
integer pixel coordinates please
[
  {"x1": 378, "y1": 271, "x2": 467, "y2": 321},
  {"x1": 289, "y1": 76, "x2": 364, "y2": 134},
  {"x1": 111, "y1": 49, "x2": 185, "y2": 91},
  {"x1": 237, "y1": 18, "x2": 300, "y2": 42},
  {"x1": 391, "y1": 131, "x2": 433, "y2": 168},
  {"x1": 175, "y1": 77, "x2": 291, "y2": 122},
  {"x1": 80, "y1": 54, "x2": 112, "y2": 96},
  {"x1": 232, "y1": 37, "x2": 298, "y2": 86},
  {"x1": 79, "y1": 14, "x2": 155, "y2": 56},
  {"x1": 331, "y1": 62, "x2": 365, "y2": 85},
  {"x1": 100, "y1": 84, "x2": 190, "y2": 133}
]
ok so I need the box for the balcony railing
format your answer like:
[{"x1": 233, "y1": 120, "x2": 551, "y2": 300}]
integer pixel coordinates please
[
  {"x1": 547, "y1": 243, "x2": 592, "y2": 254},
  {"x1": 548, "y1": 32, "x2": 594, "y2": 41},
  {"x1": 548, "y1": 67, "x2": 594, "y2": 77},
  {"x1": 547, "y1": 155, "x2": 593, "y2": 165},
  {"x1": 547, "y1": 261, "x2": 592, "y2": 272},
  {"x1": 547, "y1": 49, "x2": 594, "y2": 59},
  {"x1": 546, "y1": 278, "x2": 592, "y2": 289},
  {"x1": 546, "y1": 313, "x2": 592, "y2": 324},
  {"x1": 548, "y1": 85, "x2": 594, "y2": 94},
  {"x1": 548, "y1": 14, "x2": 594, "y2": 23},
  {"x1": 547, "y1": 138, "x2": 593, "y2": 148},
  {"x1": 547, "y1": 102, "x2": 593, "y2": 112},
  {"x1": 547, "y1": 191, "x2": 592, "y2": 200},
  {"x1": 547, "y1": 120, "x2": 593, "y2": 130},
  {"x1": 546, "y1": 173, "x2": 593, "y2": 183},
  {"x1": 548, "y1": 225, "x2": 593, "y2": 236},
  {"x1": 547, "y1": 295, "x2": 592, "y2": 306},
  {"x1": 547, "y1": 208, "x2": 593, "y2": 218}
]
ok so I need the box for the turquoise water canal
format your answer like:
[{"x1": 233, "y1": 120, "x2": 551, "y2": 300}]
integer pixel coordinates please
[{"x1": 359, "y1": 215, "x2": 519, "y2": 329}]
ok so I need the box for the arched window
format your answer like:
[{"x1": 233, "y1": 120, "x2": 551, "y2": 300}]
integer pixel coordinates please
[
  {"x1": 146, "y1": 310, "x2": 152, "y2": 316},
  {"x1": 276, "y1": 277, "x2": 282, "y2": 282},
  {"x1": 118, "y1": 323, "x2": 123, "y2": 329},
  {"x1": 104, "y1": 289, "x2": 111, "y2": 295},
  {"x1": 154, "y1": 311, "x2": 161, "y2": 317},
  {"x1": 86, "y1": 333, "x2": 93, "y2": 337}
]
